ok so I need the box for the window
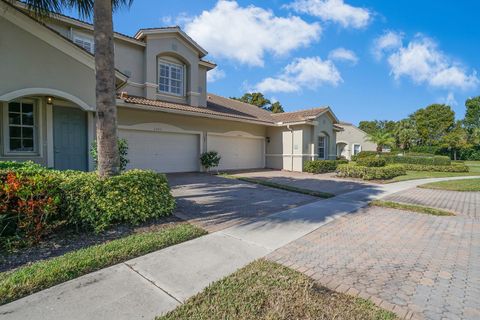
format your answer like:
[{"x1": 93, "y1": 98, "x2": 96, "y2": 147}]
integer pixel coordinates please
[
  {"x1": 158, "y1": 60, "x2": 184, "y2": 96},
  {"x1": 353, "y1": 144, "x2": 361, "y2": 156},
  {"x1": 7, "y1": 101, "x2": 36, "y2": 152},
  {"x1": 318, "y1": 136, "x2": 326, "y2": 159},
  {"x1": 73, "y1": 34, "x2": 94, "y2": 54}
]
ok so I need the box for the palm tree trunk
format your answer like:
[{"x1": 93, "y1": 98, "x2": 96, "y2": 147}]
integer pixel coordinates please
[{"x1": 94, "y1": 0, "x2": 120, "y2": 177}]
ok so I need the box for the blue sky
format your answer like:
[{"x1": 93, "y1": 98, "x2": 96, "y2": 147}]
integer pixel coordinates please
[{"x1": 68, "y1": 0, "x2": 480, "y2": 125}]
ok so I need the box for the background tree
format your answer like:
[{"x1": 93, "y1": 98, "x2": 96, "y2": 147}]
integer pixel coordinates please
[
  {"x1": 440, "y1": 121, "x2": 468, "y2": 160},
  {"x1": 464, "y1": 96, "x2": 480, "y2": 143},
  {"x1": 232, "y1": 92, "x2": 284, "y2": 113},
  {"x1": 394, "y1": 118, "x2": 418, "y2": 151},
  {"x1": 410, "y1": 104, "x2": 455, "y2": 146},
  {"x1": 359, "y1": 120, "x2": 396, "y2": 136},
  {"x1": 20, "y1": 0, "x2": 133, "y2": 177},
  {"x1": 366, "y1": 131, "x2": 396, "y2": 152}
]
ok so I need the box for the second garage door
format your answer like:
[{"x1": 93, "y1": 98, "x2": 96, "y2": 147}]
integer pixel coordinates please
[
  {"x1": 207, "y1": 134, "x2": 264, "y2": 170},
  {"x1": 119, "y1": 129, "x2": 200, "y2": 173}
]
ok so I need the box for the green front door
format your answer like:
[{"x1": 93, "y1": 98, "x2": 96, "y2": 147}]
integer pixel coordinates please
[{"x1": 53, "y1": 106, "x2": 88, "y2": 171}]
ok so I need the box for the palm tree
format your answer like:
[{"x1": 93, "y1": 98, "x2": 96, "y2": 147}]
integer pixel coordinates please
[
  {"x1": 19, "y1": 0, "x2": 133, "y2": 177},
  {"x1": 366, "y1": 131, "x2": 396, "y2": 152}
]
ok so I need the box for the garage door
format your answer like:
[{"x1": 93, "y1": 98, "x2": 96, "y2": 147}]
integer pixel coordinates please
[
  {"x1": 207, "y1": 134, "x2": 264, "y2": 170},
  {"x1": 119, "y1": 129, "x2": 200, "y2": 173}
]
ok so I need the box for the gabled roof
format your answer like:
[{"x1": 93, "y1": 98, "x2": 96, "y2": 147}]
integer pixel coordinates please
[
  {"x1": 134, "y1": 27, "x2": 209, "y2": 57},
  {"x1": 118, "y1": 93, "x2": 340, "y2": 127}
]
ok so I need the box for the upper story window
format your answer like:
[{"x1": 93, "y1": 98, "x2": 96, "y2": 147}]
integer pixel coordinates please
[
  {"x1": 158, "y1": 59, "x2": 184, "y2": 96},
  {"x1": 73, "y1": 34, "x2": 95, "y2": 54},
  {"x1": 6, "y1": 100, "x2": 37, "y2": 153}
]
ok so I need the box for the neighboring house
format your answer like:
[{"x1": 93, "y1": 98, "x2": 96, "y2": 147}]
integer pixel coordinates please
[
  {"x1": 335, "y1": 122, "x2": 376, "y2": 160},
  {"x1": 0, "y1": 1, "x2": 341, "y2": 173}
]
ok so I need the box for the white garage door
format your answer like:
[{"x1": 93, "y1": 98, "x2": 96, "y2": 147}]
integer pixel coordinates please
[
  {"x1": 207, "y1": 134, "x2": 264, "y2": 170},
  {"x1": 119, "y1": 129, "x2": 200, "y2": 173}
]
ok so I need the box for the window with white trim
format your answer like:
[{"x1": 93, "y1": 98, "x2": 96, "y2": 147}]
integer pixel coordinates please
[
  {"x1": 73, "y1": 34, "x2": 94, "y2": 54},
  {"x1": 158, "y1": 60, "x2": 184, "y2": 96},
  {"x1": 353, "y1": 144, "x2": 361, "y2": 156},
  {"x1": 318, "y1": 136, "x2": 326, "y2": 159},
  {"x1": 7, "y1": 100, "x2": 36, "y2": 152}
]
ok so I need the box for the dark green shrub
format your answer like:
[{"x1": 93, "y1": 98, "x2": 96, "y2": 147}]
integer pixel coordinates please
[
  {"x1": 60, "y1": 170, "x2": 176, "y2": 232},
  {"x1": 336, "y1": 164, "x2": 406, "y2": 180},
  {"x1": 402, "y1": 164, "x2": 469, "y2": 172},
  {"x1": 200, "y1": 151, "x2": 221, "y2": 171},
  {"x1": 356, "y1": 157, "x2": 386, "y2": 167},
  {"x1": 90, "y1": 138, "x2": 130, "y2": 172},
  {"x1": 304, "y1": 160, "x2": 348, "y2": 174},
  {"x1": 383, "y1": 155, "x2": 451, "y2": 166}
]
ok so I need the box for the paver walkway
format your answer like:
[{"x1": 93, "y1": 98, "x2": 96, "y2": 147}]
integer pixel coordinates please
[
  {"x1": 385, "y1": 187, "x2": 480, "y2": 218},
  {"x1": 1, "y1": 176, "x2": 478, "y2": 320},
  {"x1": 269, "y1": 186, "x2": 480, "y2": 320}
]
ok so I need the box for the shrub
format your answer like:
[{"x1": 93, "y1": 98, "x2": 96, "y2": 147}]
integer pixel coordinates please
[
  {"x1": 402, "y1": 164, "x2": 469, "y2": 172},
  {"x1": 200, "y1": 151, "x2": 221, "y2": 171},
  {"x1": 303, "y1": 160, "x2": 348, "y2": 174},
  {"x1": 383, "y1": 155, "x2": 451, "y2": 166},
  {"x1": 0, "y1": 168, "x2": 64, "y2": 247},
  {"x1": 90, "y1": 138, "x2": 129, "y2": 172},
  {"x1": 356, "y1": 157, "x2": 386, "y2": 167},
  {"x1": 336, "y1": 164, "x2": 406, "y2": 180},
  {"x1": 60, "y1": 170, "x2": 176, "y2": 232},
  {"x1": 351, "y1": 151, "x2": 379, "y2": 161}
]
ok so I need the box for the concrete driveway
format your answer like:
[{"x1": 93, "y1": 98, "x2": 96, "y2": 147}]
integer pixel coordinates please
[
  {"x1": 230, "y1": 169, "x2": 373, "y2": 195},
  {"x1": 167, "y1": 173, "x2": 317, "y2": 232}
]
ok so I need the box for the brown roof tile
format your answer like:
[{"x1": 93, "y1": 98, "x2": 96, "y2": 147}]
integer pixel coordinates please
[{"x1": 271, "y1": 107, "x2": 328, "y2": 123}]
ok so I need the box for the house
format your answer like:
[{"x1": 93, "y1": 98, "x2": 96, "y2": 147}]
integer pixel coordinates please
[
  {"x1": 0, "y1": 1, "x2": 341, "y2": 173},
  {"x1": 336, "y1": 122, "x2": 376, "y2": 160}
]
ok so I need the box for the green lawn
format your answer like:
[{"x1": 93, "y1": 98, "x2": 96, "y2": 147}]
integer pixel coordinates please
[
  {"x1": 370, "y1": 200, "x2": 454, "y2": 216},
  {"x1": 221, "y1": 175, "x2": 335, "y2": 198},
  {"x1": 0, "y1": 223, "x2": 206, "y2": 305},
  {"x1": 419, "y1": 178, "x2": 480, "y2": 192},
  {"x1": 389, "y1": 161, "x2": 480, "y2": 182},
  {"x1": 158, "y1": 259, "x2": 397, "y2": 320}
]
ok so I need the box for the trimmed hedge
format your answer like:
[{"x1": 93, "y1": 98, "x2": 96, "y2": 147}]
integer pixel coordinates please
[
  {"x1": 0, "y1": 162, "x2": 176, "y2": 247},
  {"x1": 356, "y1": 157, "x2": 386, "y2": 167},
  {"x1": 336, "y1": 164, "x2": 406, "y2": 180},
  {"x1": 383, "y1": 155, "x2": 451, "y2": 166},
  {"x1": 351, "y1": 151, "x2": 380, "y2": 161},
  {"x1": 402, "y1": 164, "x2": 470, "y2": 172},
  {"x1": 304, "y1": 160, "x2": 348, "y2": 174}
]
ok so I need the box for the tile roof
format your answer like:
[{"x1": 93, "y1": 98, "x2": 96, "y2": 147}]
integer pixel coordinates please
[{"x1": 119, "y1": 94, "x2": 334, "y2": 126}]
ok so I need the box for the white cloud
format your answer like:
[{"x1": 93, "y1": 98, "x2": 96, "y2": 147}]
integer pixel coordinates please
[
  {"x1": 207, "y1": 68, "x2": 226, "y2": 83},
  {"x1": 372, "y1": 30, "x2": 403, "y2": 59},
  {"x1": 442, "y1": 92, "x2": 458, "y2": 106},
  {"x1": 374, "y1": 33, "x2": 479, "y2": 91},
  {"x1": 328, "y1": 47, "x2": 358, "y2": 64},
  {"x1": 285, "y1": 0, "x2": 371, "y2": 29},
  {"x1": 255, "y1": 57, "x2": 342, "y2": 93},
  {"x1": 183, "y1": 1, "x2": 321, "y2": 67}
]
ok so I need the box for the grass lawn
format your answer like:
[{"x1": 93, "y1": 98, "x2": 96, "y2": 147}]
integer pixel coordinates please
[
  {"x1": 0, "y1": 223, "x2": 206, "y2": 305},
  {"x1": 221, "y1": 175, "x2": 334, "y2": 199},
  {"x1": 158, "y1": 260, "x2": 397, "y2": 320},
  {"x1": 388, "y1": 161, "x2": 480, "y2": 182},
  {"x1": 419, "y1": 178, "x2": 480, "y2": 192},
  {"x1": 370, "y1": 200, "x2": 454, "y2": 216}
]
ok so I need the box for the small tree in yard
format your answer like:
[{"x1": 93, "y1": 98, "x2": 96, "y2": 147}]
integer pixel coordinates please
[
  {"x1": 91, "y1": 138, "x2": 129, "y2": 172},
  {"x1": 200, "y1": 151, "x2": 221, "y2": 172},
  {"x1": 366, "y1": 131, "x2": 396, "y2": 152},
  {"x1": 440, "y1": 122, "x2": 469, "y2": 160}
]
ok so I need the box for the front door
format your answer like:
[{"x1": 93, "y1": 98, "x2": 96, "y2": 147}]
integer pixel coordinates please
[{"x1": 53, "y1": 106, "x2": 88, "y2": 171}]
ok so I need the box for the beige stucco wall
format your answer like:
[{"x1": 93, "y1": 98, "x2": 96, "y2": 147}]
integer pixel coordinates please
[
  {"x1": 266, "y1": 124, "x2": 308, "y2": 172},
  {"x1": 336, "y1": 124, "x2": 376, "y2": 159},
  {"x1": 312, "y1": 113, "x2": 337, "y2": 160}
]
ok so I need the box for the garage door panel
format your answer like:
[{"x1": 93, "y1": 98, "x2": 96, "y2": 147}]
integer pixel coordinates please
[
  {"x1": 119, "y1": 129, "x2": 200, "y2": 173},
  {"x1": 207, "y1": 135, "x2": 264, "y2": 170}
]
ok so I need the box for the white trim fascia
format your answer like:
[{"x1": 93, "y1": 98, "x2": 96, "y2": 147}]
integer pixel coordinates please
[
  {"x1": 273, "y1": 120, "x2": 313, "y2": 126},
  {"x1": 199, "y1": 60, "x2": 216, "y2": 70},
  {"x1": 266, "y1": 154, "x2": 309, "y2": 157},
  {"x1": 116, "y1": 100, "x2": 274, "y2": 126},
  {"x1": 206, "y1": 131, "x2": 265, "y2": 140},
  {"x1": 134, "y1": 28, "x2": 208, "y2": 56},
  {"x1": 187, "y1": 92, "x2": 201, "y2": 97}
]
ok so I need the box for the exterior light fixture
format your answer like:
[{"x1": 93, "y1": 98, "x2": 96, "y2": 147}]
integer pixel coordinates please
[
  {"x1": 266, "y1": 137, "x2": 271, "y2": 143},
  {"x1": 46, "y1": 96, "x2": 53, "y2": 104}
]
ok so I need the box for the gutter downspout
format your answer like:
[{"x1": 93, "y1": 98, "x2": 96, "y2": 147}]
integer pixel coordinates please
[{"x1": 287, "y1": 124, "x2": 294, "y2": 171}]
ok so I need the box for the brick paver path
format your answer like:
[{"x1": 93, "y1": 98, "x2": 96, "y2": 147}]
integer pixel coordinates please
[
  {"x1": 384, "y1": 188, "x2": 479, "y2": 219},
  {"x1": 268, "y1": 206, "x2": 480, "y2": 320}
]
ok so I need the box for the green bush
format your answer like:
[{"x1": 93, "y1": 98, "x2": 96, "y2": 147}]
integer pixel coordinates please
[
  {"x1": 336, "y1": 164, "x2": 406, "y2": 180},
  {"x1": 200, "y1": 151, "x2": 221, "y2": 171},
  {"x1": 60, "y1": 170, "x2": 176, "y2": 232},
  {"x1": 356, "y1": 157, "x2": 386, "y2": 167},
  {"x1": 90, "y1": 138, "x2": 130, "y2": 172},
  {"x1": 383, "y1": 155, "x2": 451, "y2": 166},
  {"x1": 350, "y1": 151, "x2": 380, "y2": 161},
  {"x1": 402, "y1": 164, "x2": 469, "y2": 172},
  {"x1": 303, "y1": 160, "x2": 348, "y2": 174}
]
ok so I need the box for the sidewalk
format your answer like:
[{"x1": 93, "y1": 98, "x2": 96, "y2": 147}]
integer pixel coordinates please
[{"x1": 1, "y1": 175, "x2": 478, "y2": 320}]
